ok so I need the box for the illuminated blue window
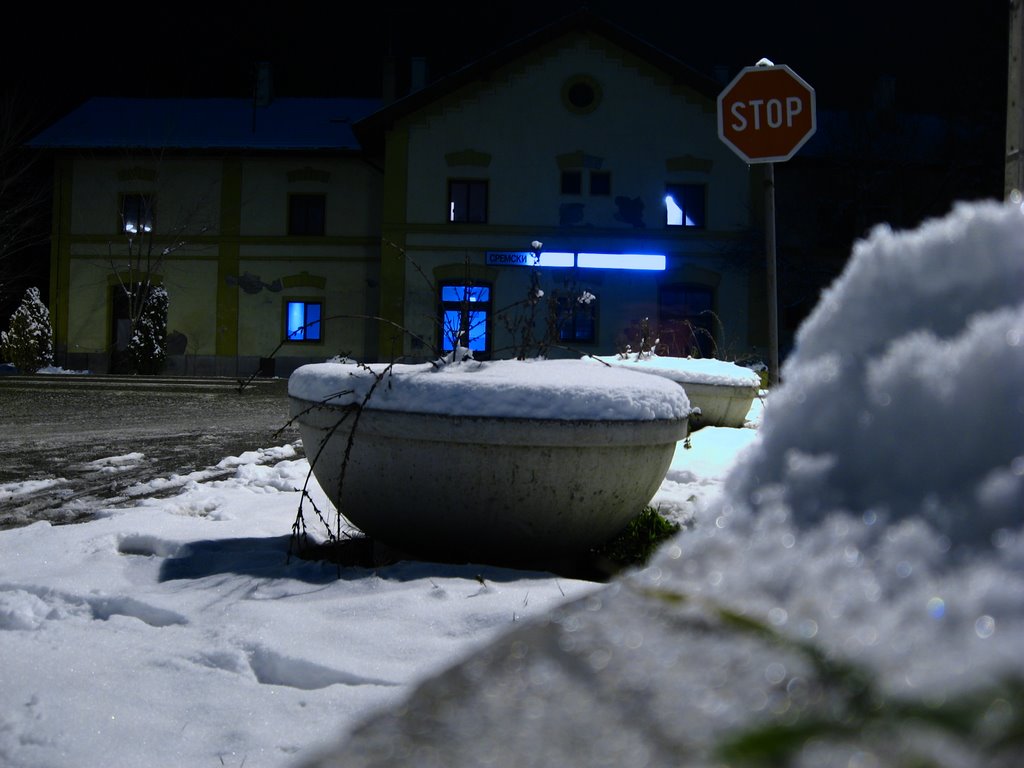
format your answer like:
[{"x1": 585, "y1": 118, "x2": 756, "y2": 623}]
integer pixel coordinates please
[
  {"x1": 440, "y1": 285, "x2": 490, "y2": 303},
  {"x1": 286, "y1": 300, "x2": 322, "y2": 341},
  {"x1": 665, "y1": 184, "x2": 706, "y2": 228},
  {"x1": 440, "y1": 283, "x2": 491, "y2": 356}
]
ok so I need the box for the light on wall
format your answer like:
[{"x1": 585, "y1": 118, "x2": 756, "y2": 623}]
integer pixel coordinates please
[
  {"x1": 577, "y1": 252, "x2": 666, "y2": 271},
  {"x1": 538, "y1": 251, "x2": 575, "y2": 267},
  {"x1": 485, "y1": 251, "x2": 665, "y2": 271}
]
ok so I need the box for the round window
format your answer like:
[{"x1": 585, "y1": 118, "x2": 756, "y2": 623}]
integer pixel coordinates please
[{"x1": 562, "y1": 75, "x2": 601, "y2": 114}]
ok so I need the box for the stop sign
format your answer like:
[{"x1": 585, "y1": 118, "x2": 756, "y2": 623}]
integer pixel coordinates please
[{"x1": 717, "y1": 64, "x2": 816, "y2": 163}]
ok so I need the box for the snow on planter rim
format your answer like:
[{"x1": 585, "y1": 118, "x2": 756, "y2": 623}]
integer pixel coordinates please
[
  {"x1": 590, "y1": 354, "x2": 762, "y2": 387},
  {"x1": 288, "y1": 358, "x2": 691, "y2": 421}
]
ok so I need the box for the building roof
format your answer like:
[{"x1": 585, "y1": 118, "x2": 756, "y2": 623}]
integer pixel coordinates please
[
  {"x1": 26, "y1": 10, "x2": 721, "y2": 157},
  {"x1": 27, "y1": 97, "x2": 382, "y2": 151},
  {"x1": 353, "y1": 8, "x2": 724, "y2": 155}
]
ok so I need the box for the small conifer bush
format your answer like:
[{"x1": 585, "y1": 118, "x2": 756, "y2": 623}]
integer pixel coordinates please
[
  {"x1": 127, "y1": 285, "x2": 168, "y2": 375},
  {"x1": 0, "y1": 286, "x2": 53, "y2": 373}
]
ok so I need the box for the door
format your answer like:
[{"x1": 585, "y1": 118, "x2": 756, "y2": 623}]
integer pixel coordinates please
[{"x1": 657, "y1": 284, "x2": 716, "y2": 358}]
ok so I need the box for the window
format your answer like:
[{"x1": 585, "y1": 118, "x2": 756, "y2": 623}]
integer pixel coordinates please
[
  {"x1": 439, "y1": 282, "x2": 491, "y2": 357},
  {"x1": 285, "y1": 300, "x2": 322, "y2": 341},
  {"x1": 120, "y1": 193, "x2": 155, "y2": 234},
  {"x1": 589, "y1": 171, "x2": 611, "y2": 196},
  {"x1": 561, "y1": 170, "x2": 609, "y2": 197},
  {"x1": 664, "y1": 184, "x2": 706, "y2": 228},
  {"x1": 448, "y1": 180, "x2": 488, "y2": 223},
  {"x1": 288, "y1": 194, "x2": 326, "y2": 235},
  {"x1": 560, "y1": 170, "x2": 582, "y2": 195},
  {"x1": 561, "y1": 75, "x2": 602, "y2": 114},
  {"x1": 556, "y1": 291, "x2": 597, "y2": 344}
]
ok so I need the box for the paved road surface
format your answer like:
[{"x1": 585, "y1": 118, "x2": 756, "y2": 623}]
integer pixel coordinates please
[{"x1": 0, "y1": 374, "x2": 300, "y2": 530}]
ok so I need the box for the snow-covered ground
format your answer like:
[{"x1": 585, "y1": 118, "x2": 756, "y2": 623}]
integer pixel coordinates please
[
  {"x1": 2, "y1": 198, "x2": 1021, "y2": 768},
  {"x1": 0, "y1": 371, "x2": 759, "y2": 768}
]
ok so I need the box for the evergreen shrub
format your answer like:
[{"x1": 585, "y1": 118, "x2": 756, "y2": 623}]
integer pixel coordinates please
[{"x1": 0, "y1": 286, "x2": 53, "y2": 373}]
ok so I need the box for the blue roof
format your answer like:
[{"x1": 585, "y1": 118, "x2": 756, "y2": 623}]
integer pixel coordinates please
[{"x1": 27, "y1": 97, "x2": 383, "y2": 151}]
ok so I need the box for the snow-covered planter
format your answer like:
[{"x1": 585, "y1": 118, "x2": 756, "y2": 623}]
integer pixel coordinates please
[
  {"x1": 592, "y1": 354, "x2": 761, "y2": 430},
  {"x1": 288, "y1": 358, "x2": 691, "y2": 565}
]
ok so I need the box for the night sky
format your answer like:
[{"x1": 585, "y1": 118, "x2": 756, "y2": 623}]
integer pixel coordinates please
[{"x1": 2, "y1": 1, "x2": 1011, "y2": 131}]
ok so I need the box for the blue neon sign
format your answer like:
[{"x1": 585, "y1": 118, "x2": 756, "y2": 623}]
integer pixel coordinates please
[{"x1": 485, "y1": 251, "x2": 664, "y2": 271}]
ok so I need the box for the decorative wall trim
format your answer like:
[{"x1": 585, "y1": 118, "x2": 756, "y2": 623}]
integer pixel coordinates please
[
  {"x1": 287, "y1": 166, "x2": 331, "y2": 183},
  {"x1": 281, "y1": 271, "x2": 327, "y2": 289},
  {"x1": 117, "y1": 167, "x2": 158, "y2": 182},
  {"x1": 433, "y1": 263, "x2": 498, "y2": 283},
  {"x1": 444, "y1": 149, "x2": 492, "y2": 167},
  {"x1": 557, "y1": 150, "x2": 604, "y2": 169},
  {"x1": 666, "y1": 155, "x2": 714, "y2": 174}
]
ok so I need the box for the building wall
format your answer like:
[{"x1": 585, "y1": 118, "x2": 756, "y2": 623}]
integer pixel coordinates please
[
  {"x1": 52, "y1": 153, "x2": 383, "y2": 376},
  {"x1": 47, "y1": 31, "x2": 764, "y2": 375},
  {"x1": 69, "y1": 157, "x2": 224, "y2": 236},
  {"x1": 381, "y1": 31, "x2": 759, "y2": 362}
]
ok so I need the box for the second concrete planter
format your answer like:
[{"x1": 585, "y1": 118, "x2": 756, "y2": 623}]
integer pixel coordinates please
[{"x1": 591, "y1": 355, "x2": 761, "y2": 430}]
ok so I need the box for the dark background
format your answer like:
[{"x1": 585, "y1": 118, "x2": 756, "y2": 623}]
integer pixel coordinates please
[
  {"x1": 4, "y1": 1, "x2": 1009, "y2": 128},
  {"x1": 1, "y1": 1, "x2": 1012, "y2": 355}
]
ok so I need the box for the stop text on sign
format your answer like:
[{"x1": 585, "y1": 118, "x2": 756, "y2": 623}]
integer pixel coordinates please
[
  {"x1": 717, "y1": 64, "x2": 816, "y2": 164},
  {"x1": 728, "y1": 96, "x2": 805, "y2": 131}
]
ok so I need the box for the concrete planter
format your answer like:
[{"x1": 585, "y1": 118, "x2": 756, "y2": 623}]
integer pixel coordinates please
[
  {"x1": 591, "y1": 355, "x2": 761, "y2": 430},
  {"x1": 671, "y1": 379, "x2": 760, "y2": 430},
  {"x1": 287, "y1": 359, "x2": 690, "y2": 565}
]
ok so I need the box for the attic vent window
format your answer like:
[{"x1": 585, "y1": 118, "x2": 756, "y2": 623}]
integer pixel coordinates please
[{"x1": 562, "y1": 75, "x2": 601, "y2": 114}]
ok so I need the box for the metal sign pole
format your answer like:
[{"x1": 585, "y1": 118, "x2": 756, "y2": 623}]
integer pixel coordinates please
[
  {"x1": 1007, "y1": 0, "x2": 1024, "y2": 199},
  {"x1": 716, "y1": 60, "x2": 815, "y2": 387},
  {"x1": 765, "y1": 162, "x2": 780, "y2": 387}
]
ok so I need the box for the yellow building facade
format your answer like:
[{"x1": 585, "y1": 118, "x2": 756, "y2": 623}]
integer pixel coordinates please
[{"x1": 30, "y1": 11, "x2": 766, "y2": 377}]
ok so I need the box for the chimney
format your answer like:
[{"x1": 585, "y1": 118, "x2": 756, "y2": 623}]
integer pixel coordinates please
[
  {"x1": 382, "y1": 55, "x2": 397, "y2": 105},
  {"x1": 382, "y1": 56, "x2": 428, "y2": 104},
  {"x1": 873, "y1": 74, "x2": 896, "y2": 112},
  {"x1": 254, "y1": 62, "x2": 274, "y2": 107},
  {"x1": 410, "y1": 56, "x2": 428, "y2": 93}
]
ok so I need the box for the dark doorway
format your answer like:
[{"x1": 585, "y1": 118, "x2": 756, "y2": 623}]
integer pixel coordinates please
[
  {"x1": 657, "y1": 284, "x2": 716, "y2": 358},
  {"x1": 109, "y1": 285, "x2": 134, "y2": 373}
]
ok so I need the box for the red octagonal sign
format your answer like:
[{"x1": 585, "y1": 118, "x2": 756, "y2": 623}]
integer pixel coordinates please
[{"x1": 717, "y1": 64, "x2": 816, "y2": 164}]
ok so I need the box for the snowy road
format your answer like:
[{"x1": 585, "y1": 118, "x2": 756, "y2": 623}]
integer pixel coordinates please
[{"x1": 0, "y1": 374, "x2": 298, "y2": 529}]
